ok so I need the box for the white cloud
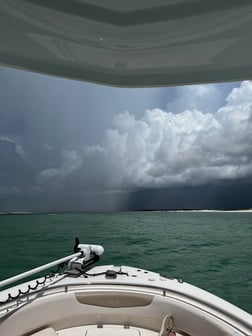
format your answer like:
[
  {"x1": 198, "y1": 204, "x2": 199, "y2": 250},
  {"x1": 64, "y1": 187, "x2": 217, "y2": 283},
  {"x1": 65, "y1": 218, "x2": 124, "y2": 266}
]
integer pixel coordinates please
[
  {"x1": 36, "y1": 149, "x2": 82, "y2": 189},
  {"x1": 226, "y1": 81, "x2": 252, "y2": 105},
  {"x1": 0, "y1": 136, "x2": 27, "y2": 159},
  {"x1": 34, "y1": 81, "x2": 252, "y2": 192},
  {"x1": 82, "y1": 81, "x2": 252, "y2": 190}
]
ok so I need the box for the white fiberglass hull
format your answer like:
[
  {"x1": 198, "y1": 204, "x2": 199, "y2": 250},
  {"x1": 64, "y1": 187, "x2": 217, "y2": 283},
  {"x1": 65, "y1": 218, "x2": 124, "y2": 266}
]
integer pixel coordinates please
[{"x1": 0, "y1": 265, "x2": 251, "y2": 336}]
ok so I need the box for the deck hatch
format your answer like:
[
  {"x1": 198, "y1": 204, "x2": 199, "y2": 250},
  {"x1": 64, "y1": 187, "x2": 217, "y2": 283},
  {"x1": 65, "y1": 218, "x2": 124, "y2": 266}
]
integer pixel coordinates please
[{"x1": 75, "y1": 292, "x2": 154, "y2": 308}]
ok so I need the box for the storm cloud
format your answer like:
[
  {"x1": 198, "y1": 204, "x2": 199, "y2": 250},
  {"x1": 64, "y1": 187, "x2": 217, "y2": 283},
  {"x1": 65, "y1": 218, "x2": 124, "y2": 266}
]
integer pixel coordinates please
[
  {"x1": 36, "y1": 81, "x2": 252, "y2": 192},
  {"x1": 0, "y1": 66, "x2": 252, "y2": 211}
]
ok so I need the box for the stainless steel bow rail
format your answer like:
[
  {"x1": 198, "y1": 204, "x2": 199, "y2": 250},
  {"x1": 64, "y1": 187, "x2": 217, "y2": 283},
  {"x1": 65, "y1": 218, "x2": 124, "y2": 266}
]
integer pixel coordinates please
[
  {"x1": 0, "y1": 240, "x2": 105, "y2": 290},
  {"x1": 0, "y1": 241, "x2": 105, "y2": 304},
  {"x1": 0, "y1": 252, "x2": 82, "y2": 289}
]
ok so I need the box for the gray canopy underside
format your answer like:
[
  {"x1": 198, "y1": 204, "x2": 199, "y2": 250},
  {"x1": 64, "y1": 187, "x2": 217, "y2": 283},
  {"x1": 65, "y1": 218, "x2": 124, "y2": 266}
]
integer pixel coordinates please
[{"x1": 1, "y1": 0, "x2": 252, "y2": 87}]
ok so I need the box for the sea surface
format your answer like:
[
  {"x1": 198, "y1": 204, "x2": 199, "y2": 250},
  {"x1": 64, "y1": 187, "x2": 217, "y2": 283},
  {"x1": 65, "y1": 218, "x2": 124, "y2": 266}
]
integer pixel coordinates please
[{"x1": 0, "y1": 211, "x2": 251, "y2": 313}]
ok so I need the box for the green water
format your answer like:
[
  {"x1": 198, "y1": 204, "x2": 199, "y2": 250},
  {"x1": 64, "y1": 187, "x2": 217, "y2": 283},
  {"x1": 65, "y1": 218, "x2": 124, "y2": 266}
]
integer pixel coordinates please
[{"x1": 0, "y1": 211, "x2": 251, "y2": 313}]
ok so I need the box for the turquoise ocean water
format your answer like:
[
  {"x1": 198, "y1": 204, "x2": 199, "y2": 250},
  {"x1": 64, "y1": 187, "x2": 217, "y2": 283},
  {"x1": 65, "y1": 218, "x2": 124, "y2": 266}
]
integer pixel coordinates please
[{"x1": 0, "y1": 211, "x2": 251, "y2": 313}]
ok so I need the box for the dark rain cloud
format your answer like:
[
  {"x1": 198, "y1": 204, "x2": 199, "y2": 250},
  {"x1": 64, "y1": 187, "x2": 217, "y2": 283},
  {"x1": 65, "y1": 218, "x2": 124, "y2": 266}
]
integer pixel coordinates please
[
  {"x1": 48, "y1": 81, "x2": 252, "y2": 194},
  {"x1": 0, "y1": 65, "x2": 252, "y2": 211}
]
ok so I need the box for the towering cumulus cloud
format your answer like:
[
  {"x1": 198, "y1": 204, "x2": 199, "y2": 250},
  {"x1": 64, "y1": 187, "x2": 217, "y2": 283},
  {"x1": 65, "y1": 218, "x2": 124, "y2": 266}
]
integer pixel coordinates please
[
  {"x1": 1, "y1": 75, "x2": 252, "y2": 211},
  {"x1": 79, "y1": 81, "x2": 252, "y2": 191}
]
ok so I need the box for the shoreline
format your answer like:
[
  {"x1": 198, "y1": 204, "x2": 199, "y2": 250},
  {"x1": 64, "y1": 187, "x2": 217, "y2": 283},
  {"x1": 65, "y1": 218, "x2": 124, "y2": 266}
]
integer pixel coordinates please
[{"x1": 1, "y1": 209, "x2": 252, "y2": 215}]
